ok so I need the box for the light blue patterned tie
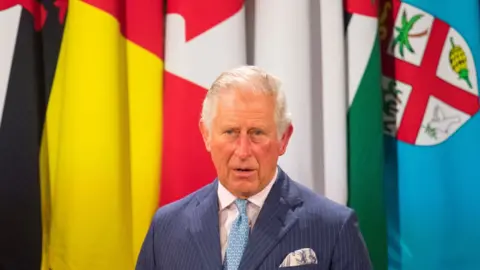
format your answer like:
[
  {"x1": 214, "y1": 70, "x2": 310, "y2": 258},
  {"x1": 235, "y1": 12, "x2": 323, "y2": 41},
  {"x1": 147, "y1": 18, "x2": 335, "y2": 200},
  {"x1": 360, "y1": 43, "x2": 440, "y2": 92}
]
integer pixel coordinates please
[{"x1": 224, "y1": 199, "x2": 249, "y2": 270}]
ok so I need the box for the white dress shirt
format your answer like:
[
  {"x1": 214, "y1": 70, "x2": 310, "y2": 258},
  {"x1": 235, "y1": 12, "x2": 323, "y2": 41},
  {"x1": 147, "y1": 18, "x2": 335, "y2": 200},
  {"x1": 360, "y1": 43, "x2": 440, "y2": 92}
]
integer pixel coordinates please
[{"x1": 217, "y1": 168, "x2": 278, "y2": 262}]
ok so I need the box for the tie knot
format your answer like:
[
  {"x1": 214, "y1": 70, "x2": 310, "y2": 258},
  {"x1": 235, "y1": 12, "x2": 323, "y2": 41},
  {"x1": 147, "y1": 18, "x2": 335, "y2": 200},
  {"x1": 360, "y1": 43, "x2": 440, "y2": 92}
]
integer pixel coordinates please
[{"x1": 235, "y1": 199, "x2": 248, "y2": 215}]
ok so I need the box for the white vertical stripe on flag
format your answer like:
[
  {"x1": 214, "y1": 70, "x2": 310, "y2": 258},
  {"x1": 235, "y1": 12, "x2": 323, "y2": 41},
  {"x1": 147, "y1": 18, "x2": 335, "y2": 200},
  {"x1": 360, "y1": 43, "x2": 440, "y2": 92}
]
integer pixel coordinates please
[
  {"x1": 253, "y1": 0, "x2": 314, "y2": 189},
  {"x1": 319, "y1": 0, "x2": 348, "y2": 204},
  {"x1": 0, "y1": 6, "x2": 21, "y2": 127},
  {"x1": 347, "y1": 14, "x2": 379, "y2": 106}
]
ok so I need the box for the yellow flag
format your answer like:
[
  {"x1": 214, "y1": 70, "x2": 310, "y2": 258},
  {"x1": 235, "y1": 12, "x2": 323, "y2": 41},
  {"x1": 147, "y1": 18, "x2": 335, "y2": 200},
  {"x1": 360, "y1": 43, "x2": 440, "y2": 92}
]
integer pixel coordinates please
[{"x1": 40, "y1": 0, "x2": 164, "y2": 269}]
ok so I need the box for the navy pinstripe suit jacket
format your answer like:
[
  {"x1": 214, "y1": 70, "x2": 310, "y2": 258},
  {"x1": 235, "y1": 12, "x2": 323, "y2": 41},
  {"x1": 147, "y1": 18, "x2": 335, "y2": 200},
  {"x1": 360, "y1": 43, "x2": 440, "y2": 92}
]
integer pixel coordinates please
[{"x1": 136, "y1": 167, "x2": 372, "y2": 270}]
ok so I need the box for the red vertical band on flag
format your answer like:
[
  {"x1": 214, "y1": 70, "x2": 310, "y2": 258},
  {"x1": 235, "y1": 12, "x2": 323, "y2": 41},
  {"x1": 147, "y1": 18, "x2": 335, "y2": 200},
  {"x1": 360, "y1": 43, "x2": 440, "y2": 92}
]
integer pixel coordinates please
[{"x1": 161, "y1": 73, "x2": 216, "y2": 205}]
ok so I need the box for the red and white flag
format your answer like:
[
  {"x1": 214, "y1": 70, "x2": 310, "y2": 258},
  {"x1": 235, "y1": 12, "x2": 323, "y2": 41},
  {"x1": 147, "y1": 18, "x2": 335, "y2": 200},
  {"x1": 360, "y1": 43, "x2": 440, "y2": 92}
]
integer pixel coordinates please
[{"x1": 161, "y1": 0, "x2": 247, "y2": 205}]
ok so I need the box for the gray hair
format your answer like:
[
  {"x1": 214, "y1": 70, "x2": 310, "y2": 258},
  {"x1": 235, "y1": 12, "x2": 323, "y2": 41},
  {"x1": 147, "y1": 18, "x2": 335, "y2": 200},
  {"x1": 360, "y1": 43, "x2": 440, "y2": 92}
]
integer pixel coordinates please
[{"x1": 201, "y1": 65, "x2": 292, "y2": 138}]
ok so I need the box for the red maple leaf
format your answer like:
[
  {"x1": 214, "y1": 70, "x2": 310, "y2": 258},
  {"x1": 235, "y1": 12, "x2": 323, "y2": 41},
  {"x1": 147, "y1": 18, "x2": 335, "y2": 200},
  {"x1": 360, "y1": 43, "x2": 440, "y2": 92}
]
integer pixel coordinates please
[{"x1": 167, "y1": 0, "x2": 243, "y2": 41}]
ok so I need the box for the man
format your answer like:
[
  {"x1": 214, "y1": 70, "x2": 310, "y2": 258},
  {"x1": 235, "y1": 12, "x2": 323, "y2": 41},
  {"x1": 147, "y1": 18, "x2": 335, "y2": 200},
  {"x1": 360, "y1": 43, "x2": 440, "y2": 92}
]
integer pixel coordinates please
[{"x1": 136, "y1": 66, "x2": 372, "y2": 269}]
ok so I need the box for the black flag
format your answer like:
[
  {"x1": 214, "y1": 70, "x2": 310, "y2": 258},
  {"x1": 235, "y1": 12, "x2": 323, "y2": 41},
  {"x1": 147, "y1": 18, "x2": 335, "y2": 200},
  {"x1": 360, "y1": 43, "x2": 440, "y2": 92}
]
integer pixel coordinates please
[{"x1": 0, "y1": 1, "x2": 67, "y2": 269}]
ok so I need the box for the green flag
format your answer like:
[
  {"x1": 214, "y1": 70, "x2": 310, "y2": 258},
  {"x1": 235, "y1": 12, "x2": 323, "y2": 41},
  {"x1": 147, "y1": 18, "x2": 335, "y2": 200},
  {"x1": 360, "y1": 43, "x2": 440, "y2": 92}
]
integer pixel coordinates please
[{"x1": 345, "y1": 1, "x2": 388, "y2": 269}]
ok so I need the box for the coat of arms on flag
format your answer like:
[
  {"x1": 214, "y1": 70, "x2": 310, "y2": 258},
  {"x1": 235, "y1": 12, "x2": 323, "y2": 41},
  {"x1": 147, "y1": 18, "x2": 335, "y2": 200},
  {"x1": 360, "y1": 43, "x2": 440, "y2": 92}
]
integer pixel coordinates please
[{"x1": 380, "y1": 1, "x2": 479, "y2": 146}]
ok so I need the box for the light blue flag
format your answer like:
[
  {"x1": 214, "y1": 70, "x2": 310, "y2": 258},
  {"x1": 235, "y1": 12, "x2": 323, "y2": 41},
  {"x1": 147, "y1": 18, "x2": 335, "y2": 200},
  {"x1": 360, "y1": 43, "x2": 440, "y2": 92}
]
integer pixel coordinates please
[{"x1": 380, "y1": 0, "x2": 480, "y2": 269}]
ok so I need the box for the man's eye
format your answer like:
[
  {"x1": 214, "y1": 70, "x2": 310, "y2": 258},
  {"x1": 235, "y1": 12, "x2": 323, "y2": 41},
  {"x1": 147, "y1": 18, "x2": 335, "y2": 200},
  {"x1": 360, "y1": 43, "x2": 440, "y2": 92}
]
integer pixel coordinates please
[{"x1": 252, "y1": 129, "x2": 264, "y2": 136}]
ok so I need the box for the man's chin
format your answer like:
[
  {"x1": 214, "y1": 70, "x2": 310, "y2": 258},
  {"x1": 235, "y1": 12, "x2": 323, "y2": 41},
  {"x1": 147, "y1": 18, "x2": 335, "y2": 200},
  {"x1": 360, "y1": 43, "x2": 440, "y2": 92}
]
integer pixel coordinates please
[{"x1": 228, "y1": 181, "x2": 259, "y2": 198}]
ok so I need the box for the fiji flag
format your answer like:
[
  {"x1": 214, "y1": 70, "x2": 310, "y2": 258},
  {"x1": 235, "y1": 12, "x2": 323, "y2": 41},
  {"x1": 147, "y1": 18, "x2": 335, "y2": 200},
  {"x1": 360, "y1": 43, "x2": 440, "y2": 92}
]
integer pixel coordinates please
[{"x1": 380, "y1": 0, "x2": 480, "y2": 269}]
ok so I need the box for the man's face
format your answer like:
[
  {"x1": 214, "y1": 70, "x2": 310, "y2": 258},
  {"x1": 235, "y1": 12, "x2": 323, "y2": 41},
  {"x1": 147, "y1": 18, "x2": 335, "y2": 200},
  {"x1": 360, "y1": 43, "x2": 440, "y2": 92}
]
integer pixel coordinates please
[{"x1": 200, "y1": 88, "x2": 293, "y2": 198}]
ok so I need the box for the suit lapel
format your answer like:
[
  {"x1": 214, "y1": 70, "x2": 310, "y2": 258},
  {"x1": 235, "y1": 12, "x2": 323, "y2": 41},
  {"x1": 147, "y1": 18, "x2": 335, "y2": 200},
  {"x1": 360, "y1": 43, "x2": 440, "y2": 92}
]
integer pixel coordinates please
[
  {"x1": 239, "y1": 169, "x2": 302, "y2": 270},
  {"x1": 187, "y1": 181, "x2": 223, "y2": 270}
]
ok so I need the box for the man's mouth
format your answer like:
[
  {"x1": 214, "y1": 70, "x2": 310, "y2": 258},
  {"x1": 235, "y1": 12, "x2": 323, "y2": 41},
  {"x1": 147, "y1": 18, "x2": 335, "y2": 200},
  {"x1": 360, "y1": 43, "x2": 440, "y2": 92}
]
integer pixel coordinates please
[{"x1": 234, "y1": 168, "x2": 254, "y2": 172}]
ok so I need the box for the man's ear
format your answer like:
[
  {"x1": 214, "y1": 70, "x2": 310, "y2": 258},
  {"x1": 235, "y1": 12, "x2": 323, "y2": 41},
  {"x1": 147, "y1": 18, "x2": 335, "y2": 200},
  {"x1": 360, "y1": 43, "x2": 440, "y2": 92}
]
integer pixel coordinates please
[
  {"x1": 279, "y1": 124, "x2": 293, "y2": 156},
  {"x1": 199, "y1": 120, "x2": 211, "y2": 152}
]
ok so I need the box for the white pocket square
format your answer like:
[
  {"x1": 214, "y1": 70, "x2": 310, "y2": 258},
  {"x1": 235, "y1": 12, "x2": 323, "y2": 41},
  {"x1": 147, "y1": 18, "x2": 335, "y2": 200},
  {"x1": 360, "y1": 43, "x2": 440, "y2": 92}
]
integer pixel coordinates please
[{"x1": 279, "y1": 248, "x2": 318, "y2": 267}]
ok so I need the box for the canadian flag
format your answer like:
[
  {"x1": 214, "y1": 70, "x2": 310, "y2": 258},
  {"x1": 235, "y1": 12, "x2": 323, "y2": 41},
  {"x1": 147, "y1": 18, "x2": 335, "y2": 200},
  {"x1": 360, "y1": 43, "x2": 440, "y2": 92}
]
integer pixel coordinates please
[{"x1": 161, "y1": 0, "x2": 246, "y2": 205}]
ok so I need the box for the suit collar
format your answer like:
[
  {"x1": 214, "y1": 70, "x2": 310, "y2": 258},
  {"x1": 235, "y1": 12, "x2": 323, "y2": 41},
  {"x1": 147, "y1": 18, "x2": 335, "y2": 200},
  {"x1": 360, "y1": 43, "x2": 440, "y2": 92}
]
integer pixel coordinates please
[
  {"x1": 187, "y1": 181, "x2": 223, "y2": 270},
  {"x1": 186, "y1": 167, "x2": 303, "y2": 270},
  {"x1": 239, "y1": 167, "x2": 303, "y2": 270},
  {"x1": 248, "y1": 167, "x2": 278, "y2": 208}
]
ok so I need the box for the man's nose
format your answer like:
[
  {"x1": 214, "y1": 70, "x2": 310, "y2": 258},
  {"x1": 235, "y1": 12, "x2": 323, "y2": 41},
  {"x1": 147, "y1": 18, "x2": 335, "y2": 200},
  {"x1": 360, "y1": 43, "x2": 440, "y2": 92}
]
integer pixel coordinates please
[{"x1": 234, "y1": 134, "x2": 252, "y2": 159}]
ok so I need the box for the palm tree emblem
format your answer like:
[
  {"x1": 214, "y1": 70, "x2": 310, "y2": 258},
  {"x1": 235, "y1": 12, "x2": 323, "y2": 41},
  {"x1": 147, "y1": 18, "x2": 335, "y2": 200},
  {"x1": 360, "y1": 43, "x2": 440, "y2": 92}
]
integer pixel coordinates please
[{"x1": 391, "y1": 9, "x2": 428, "y2": 57}]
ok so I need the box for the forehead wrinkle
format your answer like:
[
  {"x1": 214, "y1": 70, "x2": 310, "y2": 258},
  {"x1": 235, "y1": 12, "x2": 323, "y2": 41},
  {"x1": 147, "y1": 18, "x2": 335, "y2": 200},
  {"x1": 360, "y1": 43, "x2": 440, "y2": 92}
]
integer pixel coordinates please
[{"x1": 217, "y1": 89, "x2": 274, "y2": 111}]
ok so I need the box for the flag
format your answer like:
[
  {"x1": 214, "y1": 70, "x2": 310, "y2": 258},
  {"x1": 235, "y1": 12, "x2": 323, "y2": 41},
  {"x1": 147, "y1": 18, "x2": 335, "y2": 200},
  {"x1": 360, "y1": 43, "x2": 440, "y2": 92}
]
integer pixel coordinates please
[
  {"x1": 161, "y1": 0, "x2": 246, "y2": 205},
  {"x1": 318, "y1": 0, "x2": 349, "y2": 203},
  {"x1": 0, "y1": 1, "x2": 65, "y2": 268},
  {"x1": 344, "y1": 0, "x2": 388, "y2": 269},
  {"x1": 252, "y1": 1, "x2": 316, "y2": 189},
  {"x1": 380, "y1": 0, "x2": 480, "y2": 269},
  {"x1": 40, "y1": 0, "x2": 163, "y2": 269}
]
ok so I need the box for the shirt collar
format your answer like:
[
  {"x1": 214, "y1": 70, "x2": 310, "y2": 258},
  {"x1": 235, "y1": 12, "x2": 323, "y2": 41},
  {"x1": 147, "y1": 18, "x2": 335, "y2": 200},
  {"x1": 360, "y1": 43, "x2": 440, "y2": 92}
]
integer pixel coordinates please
[{"x1": 217, "y1": 167, "x2": 278, "y2": 210}]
